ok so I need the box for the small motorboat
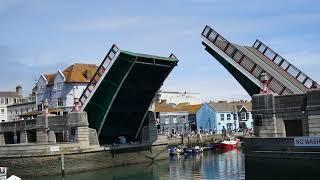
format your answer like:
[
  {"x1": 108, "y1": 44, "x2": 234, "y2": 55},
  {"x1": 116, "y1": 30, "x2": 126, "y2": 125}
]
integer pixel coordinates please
[
  {"x1": 193, "y1": 146, "x2": 203, "y2": 153},
  {"x1": 201, "y1": 143, "x2": 214, "y2": 151},
  {"x1": 169, "y1": 146, "x2": 184, "y2": 155},
  {"x1": 214, "y1": 138, "x2": 240, "y2": 150}
]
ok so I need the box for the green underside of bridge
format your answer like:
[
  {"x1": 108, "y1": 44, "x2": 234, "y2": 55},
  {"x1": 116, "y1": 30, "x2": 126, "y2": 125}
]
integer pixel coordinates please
[
  {"x1": 203, "y1": 43, "x2": 260, "y2": 96},
  {"x1": 84, "y1": 51, "x2": 178, "y2": 144}
]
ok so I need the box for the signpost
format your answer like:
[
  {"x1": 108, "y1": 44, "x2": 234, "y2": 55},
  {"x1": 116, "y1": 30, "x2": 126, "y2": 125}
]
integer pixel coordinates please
[{"x1": 294, "y1": 137, "x2": 320, "y2": 147}]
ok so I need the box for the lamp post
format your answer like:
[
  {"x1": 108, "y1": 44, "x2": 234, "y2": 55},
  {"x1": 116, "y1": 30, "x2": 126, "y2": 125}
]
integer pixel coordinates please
[{"x1": 260, "y1": 73, "x2": 270, "y2": 94}]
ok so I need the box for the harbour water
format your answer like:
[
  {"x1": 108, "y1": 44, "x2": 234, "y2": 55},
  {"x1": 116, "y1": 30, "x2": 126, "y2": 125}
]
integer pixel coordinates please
[{"x1": 26, "y1": 149, "x2": 245, "y2": 180}]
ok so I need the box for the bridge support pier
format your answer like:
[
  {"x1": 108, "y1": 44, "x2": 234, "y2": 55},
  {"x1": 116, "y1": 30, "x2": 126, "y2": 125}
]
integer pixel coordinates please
[{"x1": 20, "y1": 130, "x2": 28, "y2": 144}]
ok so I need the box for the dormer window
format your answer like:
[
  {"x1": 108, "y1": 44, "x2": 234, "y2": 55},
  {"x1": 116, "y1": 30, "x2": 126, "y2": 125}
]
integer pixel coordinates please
[{"x1": 54, "y1": 82, "x2": 63, "y2": 91}]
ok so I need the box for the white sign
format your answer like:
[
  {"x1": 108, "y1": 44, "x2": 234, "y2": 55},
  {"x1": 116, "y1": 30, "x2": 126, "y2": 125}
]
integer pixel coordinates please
[
  {"x1": 294, "y1": 137, "x2": 320, "y2": 146},
  {"x1": 50, "y1": 145, "x2": 60, "y2": 152}
]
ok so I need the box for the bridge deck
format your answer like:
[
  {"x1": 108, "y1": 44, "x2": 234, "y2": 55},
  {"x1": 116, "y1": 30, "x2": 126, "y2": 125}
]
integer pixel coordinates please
[
  {"x1": 77, "y1": 45, "x2": 178, "y2": 144},
  {"x1": 201, "y1": 25, "x2": 318, "y2": 96},
  {"x1": 246, "y1": 47, "x2": 307, "y2": 93}
]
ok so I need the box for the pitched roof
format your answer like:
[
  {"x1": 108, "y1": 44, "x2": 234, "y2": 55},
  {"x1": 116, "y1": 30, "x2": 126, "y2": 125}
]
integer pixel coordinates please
[
  {"x1": 155, "y1": 103, "x2": 202, "y2": 113},
  {"x1": 44, "y1": 63, "x2": 98, "y2": 85},
  {"x1": 208, "y1": 101, "x2": 252, "y2": 112},
  {"x1": 0, "y1": 92, "x2": 20, "y2": 98},
  {"x1": 155, "y1": 103, "x2": 180, "y2": 112},
  {"x1": 179, "y1": 104, "x2": 202, "y2": 113},
  {"x1": 44, "y1": 73, "x2": 56, "y2": 85}
]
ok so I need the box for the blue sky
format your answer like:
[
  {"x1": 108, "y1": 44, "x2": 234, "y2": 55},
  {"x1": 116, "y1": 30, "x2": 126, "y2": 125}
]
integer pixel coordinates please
[{"x1": 1, "y1": 0, "x2": 319, "y2": 101}]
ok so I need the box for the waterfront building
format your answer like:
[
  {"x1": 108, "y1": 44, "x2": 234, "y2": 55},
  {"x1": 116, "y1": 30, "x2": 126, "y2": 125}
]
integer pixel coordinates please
[
  {"x1": 7, "y1": 101, "x2": 36, "y2": 121},
  {"x1": 36, "y1": 63, "x2": 97, "y2": 114},
  {"x1": 180, "y1": 104, "x2": 202, "y2": 130},
  {"x1": 159, "y1": 111, "x2": 189, "y2": 135},
  {"x1": 0, "y1": 86, "x2": 25, "y2": 122},
  {"x1": 196, "y1": 101, "x2": 253, "y2": 134},
  {"x1": 157, "y1": 91, "x2": 202, "y2": 105},
  {"x1": 6, "y1": 86, "x2": 36, "y2": 122},
  {"x1": 155, "y1": 103, "x2": 202, "y2": 134}
]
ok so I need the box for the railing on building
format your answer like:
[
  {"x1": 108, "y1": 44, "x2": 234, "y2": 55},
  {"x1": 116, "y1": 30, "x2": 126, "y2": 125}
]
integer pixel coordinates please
[
  {"x1": 77, "y1": 44, "x2": 120, "y2": 110},
  {"x1": 201, "y1": 25, "x2": 294, "y2": 95},
  {"x1": 252, "y1": 40, "x2": 319, "y2": 89}
]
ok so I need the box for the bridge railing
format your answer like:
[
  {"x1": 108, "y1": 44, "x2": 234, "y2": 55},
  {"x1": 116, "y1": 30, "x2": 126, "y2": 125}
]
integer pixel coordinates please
[
  {"x1": 202, "y1": 25, "x2": 293, "y2": 95},
  {"x1": 77, "y1": 44, "x2": 120, "y2": 109},
  {"x1": 253, "y1": 40, "x2": 319, "y2": 89}
]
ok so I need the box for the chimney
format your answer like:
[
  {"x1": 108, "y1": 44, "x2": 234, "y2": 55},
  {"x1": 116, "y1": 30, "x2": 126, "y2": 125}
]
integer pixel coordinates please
[{"x1": 16, "y1": 85, "x2": 22, "y2": 96}]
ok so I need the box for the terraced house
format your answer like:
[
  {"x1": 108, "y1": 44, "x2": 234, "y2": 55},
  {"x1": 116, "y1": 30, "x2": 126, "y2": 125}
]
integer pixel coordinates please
[
  {"x1": 196, "y1": 101, "x2": 253, "y2": 134},
  {"x1": 0, "y1": 86, "x2": 22, "y2": 122},
  {"x1": 36, "y1": 63, "x2": 97, "y2": 114}
]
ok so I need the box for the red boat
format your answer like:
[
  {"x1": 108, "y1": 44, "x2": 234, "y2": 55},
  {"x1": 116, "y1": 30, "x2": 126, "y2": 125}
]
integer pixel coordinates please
[{"x1": 214, "y1": 138, "x2": 240, "y2": 150}]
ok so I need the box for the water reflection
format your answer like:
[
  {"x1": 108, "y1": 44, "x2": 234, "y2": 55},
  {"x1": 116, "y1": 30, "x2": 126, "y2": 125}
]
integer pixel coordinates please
[
  {"x1": 168, "y1": 150, "x2": 244, "y2": 180},
  {"x1": 26, "y1": 150, "x2": 245, "y2": 180}
]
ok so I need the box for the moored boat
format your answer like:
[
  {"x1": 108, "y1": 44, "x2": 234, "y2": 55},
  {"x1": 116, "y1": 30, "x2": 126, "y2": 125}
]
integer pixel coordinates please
[{"x1": 215, "y1": 138, "x2": 240, "y2": 150}]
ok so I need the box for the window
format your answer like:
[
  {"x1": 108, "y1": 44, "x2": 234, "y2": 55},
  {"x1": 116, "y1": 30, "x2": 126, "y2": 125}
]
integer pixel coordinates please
[
  {"x1": 165, "y1": 118, "x2": 169, "y2": 124},
  {"x1": 227, "y1": 114, "x2": 231, "y2": 120},
  {"x1": 233, "y1": 113, "x2": 237, "y2": 120},
  {"x1": 220, "y1": 114, "x2": 225, "y2": 121},
  {"x1": 54, "y1": 82, "x2": 63, "y2": 90},
  {"x1": 0, "y1": 98, "x2": 4, "y2": 104},
  {"x1": 241, "y1": 112, "x2": 246, "y2": 120},
  {"x1": 57, "y1": 98, "x2": 63, "y2": 107},
  {"x1": 1, "y1": 109, "x2": 4, "y2": 114},
  {"x1": 173, "y1": 118, "x2": 177, "y2": 124},
  {"x1": 39, "y1": 85, "x2": 45, "y2": 93},
  {"x1": 246, "y1": 113, "x2": 250, "y2": 120}
]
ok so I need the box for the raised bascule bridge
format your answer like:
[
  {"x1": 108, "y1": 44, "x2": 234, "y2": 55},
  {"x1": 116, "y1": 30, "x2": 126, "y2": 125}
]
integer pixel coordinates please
[
  {"x1": 201, "y1": 25, "x2": 319, "y2": 96},
  {"x1": 76, "y1": 45, "x2": 178, "y2": 144}
]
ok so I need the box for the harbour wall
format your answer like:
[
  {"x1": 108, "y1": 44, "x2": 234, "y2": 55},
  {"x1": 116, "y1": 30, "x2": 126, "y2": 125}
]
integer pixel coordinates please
[
  {"x1": 0, "y1": 144, "x2": 168, "y2": 177},
  {"x1": 0, "y1": 134, "x2": 221, "y2": 177}
]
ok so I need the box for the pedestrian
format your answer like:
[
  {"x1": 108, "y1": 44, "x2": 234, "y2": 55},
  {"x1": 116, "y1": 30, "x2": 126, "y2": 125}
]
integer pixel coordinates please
[{"x1": 222, "y1": 126, "x2": 227, "y2": 139}]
